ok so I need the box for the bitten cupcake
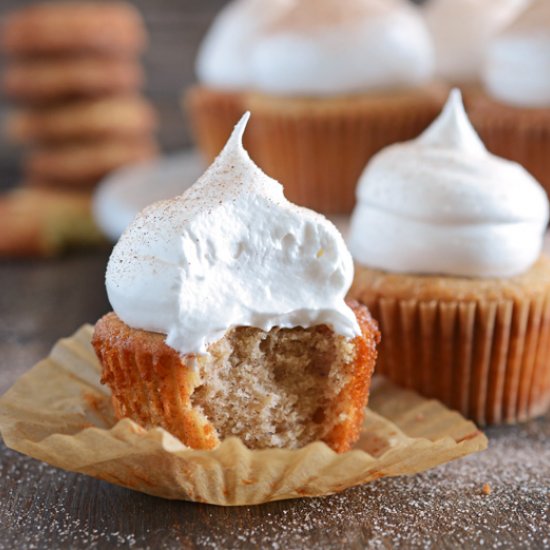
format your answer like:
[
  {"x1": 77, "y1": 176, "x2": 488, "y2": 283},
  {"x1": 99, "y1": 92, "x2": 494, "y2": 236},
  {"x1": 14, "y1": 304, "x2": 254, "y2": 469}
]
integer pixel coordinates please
[
  {"x1": 467, "y1": 0, "x2": 550, "y2": 197},
  {"x1": 348, "y1": 90, "x2": 550, "y2": 426},
  {"x1": 187, "y1": 0, "x2": 448, "y2": 214},
  {"x1": 93, "y1": 114, "x2": 379, "y2": 452}
]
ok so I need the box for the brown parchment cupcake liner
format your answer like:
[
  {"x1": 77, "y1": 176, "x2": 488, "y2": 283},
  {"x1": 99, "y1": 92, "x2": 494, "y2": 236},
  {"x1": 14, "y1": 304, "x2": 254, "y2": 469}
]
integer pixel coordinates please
[
  {"x1": 350, "y1": 260, "x2": 550, "y2": 426},
  {"x1": 465, "y1": 88, "x2": 550, "y2": 197},
  {"x1": 0, "y1": 325, "x2": 486, "y2": 505},
  {"x1": 94, "y1": 312, "x2": 224, "y2": 450},
  {"x1": 185, "y1": 86, "x2": 249, "y2": 163},
  {"x1": 244, "y1": 85, "x2": 449, "y2": 214}
]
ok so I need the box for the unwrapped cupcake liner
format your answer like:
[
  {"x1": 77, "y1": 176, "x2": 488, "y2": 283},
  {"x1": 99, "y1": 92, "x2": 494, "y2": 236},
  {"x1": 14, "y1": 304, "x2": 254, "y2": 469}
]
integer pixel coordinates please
[
  {"x1": 367, "y1": 296, "x2": 550, "y2": 426},
  {"x1": 465, "y1": 91, "x2": 550, "y2": 197},
  {"x1": 185, "y1": 86, "x2": 248, "y2": 163},
  {"x1": 245, "y1": 88, "x2": 448, "y2": 214},
  {"x1": 0, "y1": 325, "x2": 486, "y2": 505}
]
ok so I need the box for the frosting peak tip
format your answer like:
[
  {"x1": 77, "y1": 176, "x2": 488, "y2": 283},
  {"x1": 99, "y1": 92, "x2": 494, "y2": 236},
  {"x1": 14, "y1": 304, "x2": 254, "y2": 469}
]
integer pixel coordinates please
[
  {"x1": 216, "y1": 111, "x2": 252, "y2": 160},
  {"x1": 207, "y1": 111, "x2": 254, "y2": 173},
  {"x1": 418, "y1": 88, "x2": 486, "y2": 154},
  {"x1": 232, "y1": 111, "x2": 250, "y2": 146},
  {"x1": 447, "y1": 87, "x2": 463, "y2": 109}
]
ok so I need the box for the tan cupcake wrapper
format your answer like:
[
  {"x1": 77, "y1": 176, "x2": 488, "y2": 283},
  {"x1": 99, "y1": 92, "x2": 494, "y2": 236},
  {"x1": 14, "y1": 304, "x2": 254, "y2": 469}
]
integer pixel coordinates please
[
  {"x1": 185, "y1": 84, "x2": 449, "y2": 214},
  {"x1": 0, "y1": 325, "x2": 486, "y2": 505},
  {"x1": 185, "y1": 86, "x2": 248, "y2": 163},
  {"x1": 358, "y1": 294, "x2": 550, "y2": 426},
  {"x1": 465, "y1": 88, "x2": 550, "y2": 196},
  {"x1": 246, "y1": 88, "x2": 448, "y2": 214}
]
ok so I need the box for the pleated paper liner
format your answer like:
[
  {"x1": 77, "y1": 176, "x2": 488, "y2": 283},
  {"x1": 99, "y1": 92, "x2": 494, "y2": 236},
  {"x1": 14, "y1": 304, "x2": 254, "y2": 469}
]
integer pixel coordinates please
[
  {"x1": 185, "y1": 86, "x2": 250, "y2": 164},
  {"x1": 464, "y1": 87, "x2": 550, "y2": 198},
  {"x1": 0, "y1": 325, "x2": 487, "y2": 506},
  {"x1": 351, "y1": 261, "x2": 550, "y2": 426},
  {"x1": 244, "y1": 83, "x2": 449, "y2": 215}
]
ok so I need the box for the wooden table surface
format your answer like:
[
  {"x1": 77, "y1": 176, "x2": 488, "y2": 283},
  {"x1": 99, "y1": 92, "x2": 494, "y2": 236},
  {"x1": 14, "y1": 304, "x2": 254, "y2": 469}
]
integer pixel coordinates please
[{"x1": 0, "y1": 250, "x2": 549, "y2": 550}]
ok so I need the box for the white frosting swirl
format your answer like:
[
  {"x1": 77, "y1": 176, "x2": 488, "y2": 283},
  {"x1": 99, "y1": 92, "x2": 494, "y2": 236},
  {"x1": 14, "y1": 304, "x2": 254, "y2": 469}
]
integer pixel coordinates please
[
  {"x1": 196, "y1": 0, "x2": 293, "y2": 90},
  {"x1": 349, "y1": 89, "x2": 549, "y2": 278},
  {"x1": 423, "y1": 0, "x2": 530, "y2": 83},
  {"x1": 106, "y1": 113, "x2": 359, "y2": 356},
  {"x1": 196, "y1": 0, "x2": 433, "y2": 95},
  {"x1": 249, "y1": 0, "x2": 434, "y2": 95},
  {"x1": 483, "y1": 0, "x2": 550, "y2": 107}
]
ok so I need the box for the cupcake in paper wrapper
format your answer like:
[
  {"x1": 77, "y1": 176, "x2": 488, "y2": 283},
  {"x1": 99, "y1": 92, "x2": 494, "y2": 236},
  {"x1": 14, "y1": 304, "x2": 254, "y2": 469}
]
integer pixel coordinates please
[
  {"x1": 0, "y1": 325, "x2": 487, "y2": 505},
  {"x1": 348, "y1": 90, "x2": 550, "y2": 425}
]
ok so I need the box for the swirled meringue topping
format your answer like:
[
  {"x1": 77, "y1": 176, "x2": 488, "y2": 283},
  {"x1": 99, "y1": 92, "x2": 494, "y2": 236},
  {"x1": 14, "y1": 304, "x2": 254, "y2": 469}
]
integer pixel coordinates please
[
  {"x1": 196, "y1": 0, "x2": 433, "y2": 95},
  {"x1": 196, "y1": 0, "x2": 293, "y2": 90},
  {"x1": 249, "y1": 0, "x2": 434, "y2": 95},
  {"x1": 349, "y1": 89, "x2": 549, "y2": 278},
  {"x1": 423, "y1": 0, "x2": 529, "y2": 83},
  {"x1": 106, "y1": 113, "x2": 360, "y2": 356},
  {"x1": 483, "y1": 0, "x2": 550, "y2": 107}
]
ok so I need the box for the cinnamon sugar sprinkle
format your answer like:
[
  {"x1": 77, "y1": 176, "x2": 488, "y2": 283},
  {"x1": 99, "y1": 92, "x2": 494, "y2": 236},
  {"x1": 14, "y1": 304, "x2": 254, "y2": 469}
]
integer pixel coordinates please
[{"x1": 0, "y1": 413, "x2": 548, "y2": 548}]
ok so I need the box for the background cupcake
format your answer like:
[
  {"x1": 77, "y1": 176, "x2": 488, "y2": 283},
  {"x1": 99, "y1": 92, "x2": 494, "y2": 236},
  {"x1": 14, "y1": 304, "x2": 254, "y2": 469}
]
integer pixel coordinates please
[
  {"x1": 187, "y1": 0, "x2": 448, "y2": 214},
  {"x1": 466, "y1": 0, "x2": 550, "y2": 198},
  {"x1": 348, "y1": 90, "x2": 550, "y2": 426}
]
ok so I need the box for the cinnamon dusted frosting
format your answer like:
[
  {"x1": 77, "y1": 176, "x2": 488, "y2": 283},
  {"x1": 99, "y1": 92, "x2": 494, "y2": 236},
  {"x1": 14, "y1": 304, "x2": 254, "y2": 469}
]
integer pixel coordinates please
[
  {"x1": 423, "y1": 0, "x2": 529, "y2": 83},
  {"x1": 349, "y1": 89, "x2": 549, "y2": 278},
  {"x1": 196, "y1": 0, "x2": 434, "y2": 95},
  {"x1": 106, "y1": 113, "x2": 360, "y2": 356},
  {"x1": 483, "y1": 0, "x2": 550, "y2": 107}
]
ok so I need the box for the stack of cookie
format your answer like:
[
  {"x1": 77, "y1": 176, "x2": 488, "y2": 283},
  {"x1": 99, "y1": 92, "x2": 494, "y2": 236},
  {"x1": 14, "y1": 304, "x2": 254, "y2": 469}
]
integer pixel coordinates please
[{"x1": 0, "y1": 1, "x2": 158, "y2": 257}]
